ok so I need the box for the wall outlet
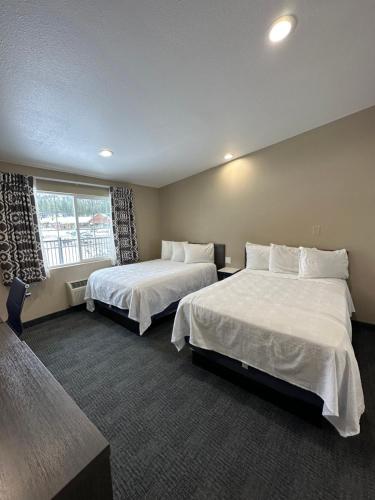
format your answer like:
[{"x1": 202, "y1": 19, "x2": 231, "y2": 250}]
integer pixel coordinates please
[
  {"x1": 225, "y1": 256, "x2": 232, "y2": 264},
  {"x1": 312, "y1": 224, "x2": 321, "y2": 236}
]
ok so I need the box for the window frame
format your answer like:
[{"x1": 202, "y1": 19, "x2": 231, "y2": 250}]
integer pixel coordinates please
[{"x1": 35, "y1": 189, "x2": 114, "y2": 269}]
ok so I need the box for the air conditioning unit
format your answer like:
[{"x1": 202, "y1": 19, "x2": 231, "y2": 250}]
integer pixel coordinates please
[{"x1": 65, "y1": 279, "x2": 88, "y2": 307}]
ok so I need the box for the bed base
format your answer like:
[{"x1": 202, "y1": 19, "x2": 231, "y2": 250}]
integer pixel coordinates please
[
  {"x1": 190, "y1": 344, "x2": 324, "y2": 422},
  {"x1": 94, "y1": 300, "x2": 179, "y2": 335}
]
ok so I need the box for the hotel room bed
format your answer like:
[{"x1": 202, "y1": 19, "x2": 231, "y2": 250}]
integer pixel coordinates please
[
  {"x1": 85, "y1": 244, "x2": 224, "y2": 334},
  {"x1": 171, "y1": 269, "x2": 365, "y2": 437}
]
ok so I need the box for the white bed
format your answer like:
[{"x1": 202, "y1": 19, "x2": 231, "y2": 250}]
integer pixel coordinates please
[
  {"x1": 171, "y1": 269, "x2": 365, "y2": 437},
  {"x1": 85, "y1": 259, "x2": 217, "y2": 334}
]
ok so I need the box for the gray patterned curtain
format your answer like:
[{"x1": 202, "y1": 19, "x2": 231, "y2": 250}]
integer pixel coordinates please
[
  {"x1": 0, "y1": 173, "x2": 47, "y2": 285},
  {"x1": 110, "y1": 186, "x2": 139, "y2": 265}
]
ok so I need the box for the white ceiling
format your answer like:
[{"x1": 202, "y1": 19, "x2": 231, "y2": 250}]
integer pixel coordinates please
[{"x1": 1, "y1": 1, "x2": 375, "y2": 187}]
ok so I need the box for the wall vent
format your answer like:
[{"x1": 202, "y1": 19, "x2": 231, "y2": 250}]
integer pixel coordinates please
[{"x1": 66, "y1": 279, "x2": 88, "y2": 307}]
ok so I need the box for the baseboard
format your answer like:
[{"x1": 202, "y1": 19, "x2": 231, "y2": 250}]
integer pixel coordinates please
[{"x1": 24, "y1": 304, "x2": 86, "y2": 328}]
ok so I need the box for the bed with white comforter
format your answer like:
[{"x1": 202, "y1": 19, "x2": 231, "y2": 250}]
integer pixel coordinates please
[
  {"x1": 171, "y1": 269, "x2": 365, "y2": 437},
  {"x1": 85, "y1": 259, "x2": 217, "y2": 334}
]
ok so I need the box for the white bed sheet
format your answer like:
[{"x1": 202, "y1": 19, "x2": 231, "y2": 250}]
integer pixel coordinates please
[
  {"x1": 85, "y1": 259, "x2": 217, "y2": 334},
  {"x1": 171, "y1": 269, "x2": 364, "y2": 437}
]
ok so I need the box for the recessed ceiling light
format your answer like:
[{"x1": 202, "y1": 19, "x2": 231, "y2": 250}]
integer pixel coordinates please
[
  {"x1": 99, "y1": 148, "x2": 113, "y2": 158},
  {"x1": 224, "y1": 153, "x2": 234, "y2": 161},
  {"x1": 269, "y1": 15, "x2": 296, "y2": 43}
]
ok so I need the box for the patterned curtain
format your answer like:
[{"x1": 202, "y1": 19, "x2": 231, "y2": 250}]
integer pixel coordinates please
[
  {"x1": 0, "y1": 173, "x2": 47, "y2": 285},
  {"x1": 110, "y1": 186, "x2": 139, "y2": 265}
]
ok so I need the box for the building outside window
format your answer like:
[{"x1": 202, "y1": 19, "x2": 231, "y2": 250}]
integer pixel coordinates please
[{"x1": 36, "y1": 191, "x2": 114, "y2": 268}]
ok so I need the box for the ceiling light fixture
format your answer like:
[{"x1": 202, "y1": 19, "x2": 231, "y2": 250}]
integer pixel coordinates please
[
  {"x1": 99, "y1": 148, "x2": 113, "y2": 158},
  {"x1": 269, "y1": 15, "x2": 296, "y2": 43},
  {"x1": 224, "y1": 153, "x2": 234, "y2": 161}
]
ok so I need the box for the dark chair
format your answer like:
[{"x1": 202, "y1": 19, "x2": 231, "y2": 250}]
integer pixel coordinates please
[{"x1": 6, "y1": 277, "x2": 30, "y2": 337}]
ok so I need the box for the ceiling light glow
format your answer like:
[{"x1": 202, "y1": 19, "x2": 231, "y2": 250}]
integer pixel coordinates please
[
  {"x1": 269, "y1": 15, "x2": 296, "y2": 43},
  {"x1": 99, "y1": 148, "x2": 113, "y2": 158},
  {"x1": 224, "y1": 153, "x2": 234, "y2": 161}
]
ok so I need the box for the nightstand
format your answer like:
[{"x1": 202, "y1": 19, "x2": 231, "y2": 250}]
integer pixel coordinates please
[{"x1": 217, "y1": 267, "x2": 242, "y2": 281}]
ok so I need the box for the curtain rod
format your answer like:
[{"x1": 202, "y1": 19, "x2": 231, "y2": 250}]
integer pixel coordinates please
[{"x1": 34, "y1": 176, "x2": 111, "y2": 189}]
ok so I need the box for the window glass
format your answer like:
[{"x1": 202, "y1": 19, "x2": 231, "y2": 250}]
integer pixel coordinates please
[
  {"x1": 76, "y1": 197, "x2": 113, "y2": 261},
  {"x1": 36, "y1": 191, "x2": 113, "y2": 267}
]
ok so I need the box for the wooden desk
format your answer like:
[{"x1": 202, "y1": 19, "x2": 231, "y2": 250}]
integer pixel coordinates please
[
  {"x1": 0, "y1": 331, "x2": 112, "y2": 499},
  {"x1": 0, "y1": 322, "x2": 21, "y2": 350}
]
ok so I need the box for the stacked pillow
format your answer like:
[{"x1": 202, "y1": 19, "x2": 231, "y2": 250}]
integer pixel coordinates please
[
  {"x1": 183, "y1": 243, "x2": 214, "y2": 264},
  {"x1": 161, "y1": 240, "x2": 174, "y2": 260},
  {"x1": 246, "y1": 242, "x2": 349, "y2": 279},
  {"x1": 245, "y1": 243, "x2": 270, "y2": 270},
  {"x1": 161, "y1": 240, "x2": 188, "y2": 261},
  {"x1": 161, "y1": 240, "x2": 214, "y2": 264},
  {"x1": 269, "y1": 244, "x2": 300, "y2": 274},
  {"x1": 299, "y1": 247, "x2": 348, "y2": 279}
]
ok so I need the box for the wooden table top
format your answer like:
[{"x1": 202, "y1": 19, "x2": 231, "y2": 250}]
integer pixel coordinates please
[{"x1": 0, "y1": 341, "x2": 110, "y2": 500}]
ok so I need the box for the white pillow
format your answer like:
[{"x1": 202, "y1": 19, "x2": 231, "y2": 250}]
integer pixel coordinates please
[
  {"x1": 299, "y1": 247, "x2": 349, "y2": 279},
  {"x1": 171, "y1": 241, "x2": 188, "y2": 262},
  {"x1": 245, "y1": 243, "x2": 270, "y2": 270},
  {"x1": 184, "y1": 243, "x2": 214, "y2": 264},
  {"x1": 161, "y1": 240, "x2": 173, "y2": 260},
  {"x1": 269, "y1": 244, "x2": 300, "y2": 274}
]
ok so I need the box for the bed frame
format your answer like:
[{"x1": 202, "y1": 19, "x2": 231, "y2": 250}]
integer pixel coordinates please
[
  {"x1": 93, "y1": 243, "x2": 225, "y2": 335},
  {"x1": 190, "y1": 345, "x2": 324, "y2": 415}
]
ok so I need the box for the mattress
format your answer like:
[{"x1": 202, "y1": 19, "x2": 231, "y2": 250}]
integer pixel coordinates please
[
  {"x1": 171, "y1": 269, "x2": 364, "y2": 437},
  {"x1": 85, "y1": 259, "x2": 217, "y2": 334}
]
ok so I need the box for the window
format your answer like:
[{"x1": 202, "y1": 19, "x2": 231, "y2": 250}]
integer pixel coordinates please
[{"x1": 36, "y1": 191, "x2": 114, "y2": 267}]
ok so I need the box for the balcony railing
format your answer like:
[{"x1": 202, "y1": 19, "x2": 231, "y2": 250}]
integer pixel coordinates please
[{"x1": 42, "y1": 236, "x2": 113, "y2": 267}]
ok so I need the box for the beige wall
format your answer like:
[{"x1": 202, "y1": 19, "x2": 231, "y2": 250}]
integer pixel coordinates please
[
  {"x1": 11, "y1": 260, "x2": 112, "y2": 322},
  {"x1": 160, "y1": 106, "x2": 375, "y2": 324},
  {"x1": 0, "y1": 161, "x2": 160, "y2": 321}
]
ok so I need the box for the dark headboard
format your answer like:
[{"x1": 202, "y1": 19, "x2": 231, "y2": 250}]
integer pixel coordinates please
[
  {"x1": 190, "y1": 242, "x2": 225, "y2": 270},
  {"x1": 214, "y1": 243, "x2": 225, "y2": 270}
]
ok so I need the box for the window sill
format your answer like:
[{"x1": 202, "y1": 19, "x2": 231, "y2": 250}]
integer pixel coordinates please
[{"x1": 48, "y1": 258, "x2": 113, "y2": 271}]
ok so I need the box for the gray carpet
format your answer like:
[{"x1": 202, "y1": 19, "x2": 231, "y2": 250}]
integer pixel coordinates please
[{"x1": 23, "y1": 311, "x2": 375, "y2": 500}]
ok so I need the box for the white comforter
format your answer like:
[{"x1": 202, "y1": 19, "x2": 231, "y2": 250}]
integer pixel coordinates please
[
  {"x1": 172, "y1": 270, "x2": 365, "y2": 437},
  {"x1": 85, "y1": 259, "x2": 217, "y2": 334}
]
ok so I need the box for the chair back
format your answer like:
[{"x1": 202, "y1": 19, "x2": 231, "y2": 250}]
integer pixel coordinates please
[{"x1": 6, "y1": 278, "x2": 29, "y2": 337}]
